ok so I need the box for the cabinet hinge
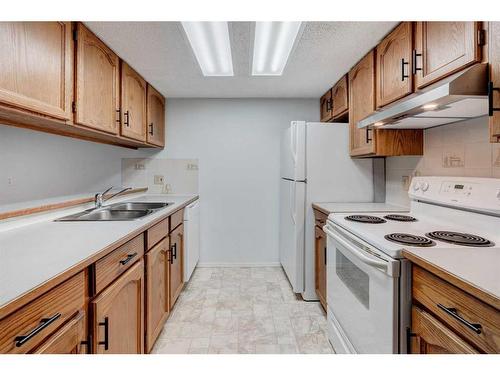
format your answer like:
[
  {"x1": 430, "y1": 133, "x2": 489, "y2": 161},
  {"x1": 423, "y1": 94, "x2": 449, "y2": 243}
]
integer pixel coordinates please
[
  {"x1": 478, "y1": 29, "x2": 486, "y2": 46},
  {"x1": 72, "y1": 101, "x2": 77, "y2": 113}
]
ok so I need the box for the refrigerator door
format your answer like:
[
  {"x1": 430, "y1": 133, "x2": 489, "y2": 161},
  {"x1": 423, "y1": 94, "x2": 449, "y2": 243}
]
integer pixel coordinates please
[
  {"x1": 279, "y1": 178, "x2": 306, "y2": 293},
  {"x1": 183, "y1": 200, "x2": 200, "y2": 282},
  {"x1": 280, "y1": 121, "x2": 306, "y2": 181}
]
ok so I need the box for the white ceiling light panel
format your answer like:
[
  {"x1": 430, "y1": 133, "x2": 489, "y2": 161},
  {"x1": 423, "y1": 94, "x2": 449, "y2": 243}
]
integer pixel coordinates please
[
  {"x1": 181, "y1": 22, "x2": 234, "y2": 76},
  {"x1": 252, "y1": 22, "x2": 302, "y2": 76}
]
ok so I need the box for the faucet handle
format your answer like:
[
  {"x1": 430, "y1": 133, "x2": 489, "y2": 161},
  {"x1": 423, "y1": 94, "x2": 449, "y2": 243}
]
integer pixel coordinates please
[{"x1": 101, "y1": 186, "x2": 114, "y2": 196}]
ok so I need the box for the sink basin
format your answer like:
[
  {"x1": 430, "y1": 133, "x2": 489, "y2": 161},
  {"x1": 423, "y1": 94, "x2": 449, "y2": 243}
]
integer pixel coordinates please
[
  {"x1": 56, "y1": 208, "x2": 152, "y2": 221},
  {"x1": 55, "y1": 201, "x2": 173, "y2": 222},
  {"x1": 108, "y1": 202, "x2": 172, "y2": 211}
]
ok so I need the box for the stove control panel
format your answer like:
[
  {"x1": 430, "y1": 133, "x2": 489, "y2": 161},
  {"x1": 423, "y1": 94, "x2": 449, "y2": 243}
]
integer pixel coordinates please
[{"x1": 409, "y1": 176, "x2": 500, "y2": 214}]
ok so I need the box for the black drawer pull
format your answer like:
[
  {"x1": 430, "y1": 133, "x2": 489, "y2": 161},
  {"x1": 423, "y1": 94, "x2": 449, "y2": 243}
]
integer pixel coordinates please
[
  {"x1": 119, "y1": 252, "x2": 138, "y2": 266},
  {"x1": 14, "y1": 313, "x2": 61, "y2": 347},
  {"x1": 437, "y1": 304, "x2": 482, "y2": 334},
  {"x1": 98, "y1": 317, "x2": 109, "y2": 350},
  {"x1": 324, "y1": 246, "x2": 327, "y2": 265}
]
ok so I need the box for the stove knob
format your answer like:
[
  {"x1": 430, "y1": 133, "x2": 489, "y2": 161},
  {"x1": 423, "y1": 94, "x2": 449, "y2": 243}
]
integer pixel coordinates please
[
  {"x1": 412, "y1": 182, "x2": 420, "y2": 191},
  {"x1": 420, "y1": 182, "x2": 429, "y2": 192}
]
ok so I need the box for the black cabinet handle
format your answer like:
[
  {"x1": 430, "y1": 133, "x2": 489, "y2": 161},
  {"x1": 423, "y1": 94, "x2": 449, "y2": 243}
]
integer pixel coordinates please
[
  {"x1": 437, "y1": 304, "x2": 482, "y2": 334},
  {"x1": 324, "y1": 247, "x2": 327, "y2": 265},
  {"x1": 365, "y1": 128, "x2": 372, "y2": 143},
  {"x1": 488, "y1": 82, "x2": 500, "y2": 116},
  {"x1": 401, "y1": 58, "x2": 409, "y2": 81},
  {"x1": 406, "y1": 327, "x2": 416, "y2": 353},
  {"x1": 412, "y1": 50, "x2": 422, "y2": 75},
  {"x1": 171, "y1": 243, "x2": 177, "y2": 260},
  {"x1": 98, "y1": 317, "x2": 109, "y2": 350},
  {"x1": 148, "y1": 123, "x2": 154, "y2": 135},
  {"x1": 116, "y1": 109, "x2": 121, "y2": 124},
  {"x1": 119, "y1": 252, "x2": 138, "y2": 266},
  {"x1": 124, "y1": 110, "x2": 130, "y2": 127},
  {"x1": 14, "y1": 313, "x2": 61, "y2": 347}
]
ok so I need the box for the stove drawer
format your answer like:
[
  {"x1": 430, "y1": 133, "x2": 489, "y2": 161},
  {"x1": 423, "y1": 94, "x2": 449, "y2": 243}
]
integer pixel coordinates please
[{"x1": 412, "y1": 266, "x2": 500, "y2": 353}]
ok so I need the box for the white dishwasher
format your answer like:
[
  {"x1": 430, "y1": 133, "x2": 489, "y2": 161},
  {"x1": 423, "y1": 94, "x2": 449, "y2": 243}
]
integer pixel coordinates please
[{"x1": 183, "y1": 200, "x2": 200, "y2": 281}]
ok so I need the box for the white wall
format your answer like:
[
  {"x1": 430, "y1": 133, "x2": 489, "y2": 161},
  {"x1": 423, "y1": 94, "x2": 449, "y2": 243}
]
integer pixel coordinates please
[
  {"x1": 144, "y1": 99, "x2": 319, "y2": 266},
  {"x1": 386, "y1": 117, "x2": 500, "y2": 206},
  {"x1": 0, "y1": 125, "x2": 143, "y2": 206}
]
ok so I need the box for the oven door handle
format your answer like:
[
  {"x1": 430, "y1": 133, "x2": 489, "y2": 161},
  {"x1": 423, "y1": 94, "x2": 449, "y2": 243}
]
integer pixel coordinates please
[{"x1": 323, "y1": 224, "x2": 389, "y2": 272}]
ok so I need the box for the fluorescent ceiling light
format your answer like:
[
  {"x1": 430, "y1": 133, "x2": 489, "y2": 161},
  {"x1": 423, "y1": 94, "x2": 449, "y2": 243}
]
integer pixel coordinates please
[
  {"x1": 252, "y1": 22, "x2": 302, "y2": 76},
  {"x1": 181, "y1": 22, "x2": 233, "y2": 76}
]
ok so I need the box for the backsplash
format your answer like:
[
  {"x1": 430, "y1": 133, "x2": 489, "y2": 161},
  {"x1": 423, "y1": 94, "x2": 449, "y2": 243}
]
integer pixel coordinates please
[
  {"x1": 122, "y1": 158, "x2": 199, "y2": 195},
  {"x1": 386, "y1": 116, "x2": 500, "y2": 206}
]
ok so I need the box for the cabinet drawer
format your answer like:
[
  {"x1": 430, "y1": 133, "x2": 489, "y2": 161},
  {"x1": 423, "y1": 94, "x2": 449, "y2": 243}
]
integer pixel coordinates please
[
  {"x1": 170, "y1": 209, "x2": 184, "y2": 232},
  {"x1": 33, "y1": 311, "x2": 86, "y2": 354},
  {"x1": 0, "y1": 272, "x2": 85, "y2": 354},
  {"x1": 147, "y1": 218, "x2": 168, "y2": 250},
  {"x1": 412, "y1": 266, "x2": 500, "y2": 353},
  {"x1": 95, "y1": 234, "x2": 144, "y2": 294}
]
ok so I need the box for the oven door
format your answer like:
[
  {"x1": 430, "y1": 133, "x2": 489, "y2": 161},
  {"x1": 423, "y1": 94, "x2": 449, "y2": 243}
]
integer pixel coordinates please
[{"x1": 324, "y1": 222, "x2": 400, "y2": 354}]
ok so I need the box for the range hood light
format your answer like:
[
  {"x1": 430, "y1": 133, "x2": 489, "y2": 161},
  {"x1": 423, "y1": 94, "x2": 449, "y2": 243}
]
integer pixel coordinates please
[
  {"x1": 374, "y1": 122, "x2": 385, "y2": 126},
  {"x1": 422, "y1": 103, "x2": 439, "y2": 110}
]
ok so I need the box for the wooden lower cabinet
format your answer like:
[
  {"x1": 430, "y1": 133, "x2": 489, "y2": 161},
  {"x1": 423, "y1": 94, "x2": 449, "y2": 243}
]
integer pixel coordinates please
[
  {"x1": 91, "y1": 260, "x2": 144, "y2": 354},
  {"x1": 410, "y1": 306, "x2": 478, "y2": 354},
  {"x1": 314, "y1": 226, "x2": 327, "y2": 311},
  {"x1": 169, "y1": 224, "x2": 184, "y2": 309},
  {"x1": 33, "y1": 311, "x2": 86, "y2": 354},
  {"x1": 145, "y1": 238, "x2": 170, "y2": 353}
]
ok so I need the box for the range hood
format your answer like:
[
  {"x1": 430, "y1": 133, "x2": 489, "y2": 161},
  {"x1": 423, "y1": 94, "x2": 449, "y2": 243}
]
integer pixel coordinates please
[{"x1": 357, "y1": 63, "x2": 489, "y2": 130}]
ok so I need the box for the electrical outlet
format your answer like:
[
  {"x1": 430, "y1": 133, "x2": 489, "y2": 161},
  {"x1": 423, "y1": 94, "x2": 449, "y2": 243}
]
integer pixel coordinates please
[
  {"x1": 187, "y1": 163, "x2": 198, "y2": 170},
  {"x1": 134, "y1": 163, "x2": 145, "y2": 170},
  {"x1": 154, "y1": 175, "x2": 164, "y2": 185},
  {"x1": 402, "y1": 176, "x2": 410, "y2": 190},
  {"x1": 7, "y1": 177, "x2": 13, "y2": 186},
  {"x1": 163, "y1": 183, "x2": 172, "y2": 194}
]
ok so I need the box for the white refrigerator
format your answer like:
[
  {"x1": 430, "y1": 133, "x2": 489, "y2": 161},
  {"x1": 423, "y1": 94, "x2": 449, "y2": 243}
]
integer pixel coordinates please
[{"x1": 279, "y1": 121, "x2": 374, "y2": 300}]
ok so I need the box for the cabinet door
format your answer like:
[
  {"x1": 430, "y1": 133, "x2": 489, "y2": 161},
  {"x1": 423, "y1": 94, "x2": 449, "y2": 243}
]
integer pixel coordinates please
[
  {"x1": 410, "y1": 307, "x2": 479, "y2": 354},
  {"x1": 33, "y1": 311, "x2": 86, "y2": 354},
  {"x1": 145, "y1": 238, "x2": 170, "y2": 353},
  {"x1": 349, "y1": 50, "x2": 376, "y2": 156},
  {"x1": 91, "y1": 260, "x2": 144, "y2": 354},
  {"x1": 314, "y1": 227, "x2": 327, "y2": 311},
  {"x1": 376, "y1": 22, "x2": 413, "y2": 107},
  {"x1": 0, "y1": 22, "x2": 73, "y2": 120},
  {"x1": 146, "y1": 84, "x2": 166, "y2": 147},
  {"x1": 121, "y1": 62, "x2": 147, "y2": 142},
  {"x1": 415, "y1": 22, "x2": 481, "y2": 89},
  {"x1": 74, "y1": 23, "x2": 120, "y2": 135},
  {"x1": 489, "y1": 22, "x2": 500, "y2": 142},
  {"x1": 320, "y1": 89, "x2": 333, "y2": 122},
  {"x1": 169, "y1": 224, "x2": 184, "y2": 309},
  {"x1": 331, "y1": 75, "x2": 349, "y2": 120}
]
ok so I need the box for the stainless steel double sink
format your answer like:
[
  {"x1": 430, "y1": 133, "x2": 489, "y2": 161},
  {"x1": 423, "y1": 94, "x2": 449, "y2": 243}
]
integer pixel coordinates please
[{"x1": 55, "y1": 202, "x2": 173, "y2": 222}]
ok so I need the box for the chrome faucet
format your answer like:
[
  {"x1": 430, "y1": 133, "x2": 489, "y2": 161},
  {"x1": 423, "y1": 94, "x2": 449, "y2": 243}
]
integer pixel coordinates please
[{"x1": 94, "y1": 186, "x2": 132, "y2": 209}]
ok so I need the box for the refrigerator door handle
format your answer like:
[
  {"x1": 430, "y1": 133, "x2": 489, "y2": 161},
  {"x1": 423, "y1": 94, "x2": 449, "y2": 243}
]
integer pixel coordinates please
[
  {"x1": 290, "y1": 122, "x2": 298, "y2": 165},
  {"x1": 290, "y1": 182, "x2": 296, "y2": 224}
]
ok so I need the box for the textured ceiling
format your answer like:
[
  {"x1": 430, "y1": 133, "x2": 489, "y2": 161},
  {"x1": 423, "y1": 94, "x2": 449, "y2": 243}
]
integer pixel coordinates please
[{"x1": 85, "y1": 21, "x2": 398, "y2": 98}]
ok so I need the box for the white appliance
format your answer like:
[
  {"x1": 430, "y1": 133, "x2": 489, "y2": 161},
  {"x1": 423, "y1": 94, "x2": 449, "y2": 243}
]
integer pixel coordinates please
[
  {"x1": 183, "y1": 200, "x2": 200, "y2": 282},
  {"x1": 324, "y1": 176, "x2": 500, "y2": 353},
  {"x1": 279, "y1": 121, "x2": 374, "y2": 300}
]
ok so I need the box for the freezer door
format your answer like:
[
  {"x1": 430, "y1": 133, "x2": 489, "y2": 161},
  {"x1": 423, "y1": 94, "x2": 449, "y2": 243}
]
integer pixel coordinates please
[
  {"x1": 279, "y1": 178, "x2": 306, "y2": 293},
  {"x1": 280, "y1": 121, "x2": 306, "y2": 181}
]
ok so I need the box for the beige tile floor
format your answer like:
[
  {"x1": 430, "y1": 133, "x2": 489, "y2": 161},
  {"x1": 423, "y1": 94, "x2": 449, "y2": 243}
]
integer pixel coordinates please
[{"x1": 151, "y1": 266, "x2": 334, "y2": 354}]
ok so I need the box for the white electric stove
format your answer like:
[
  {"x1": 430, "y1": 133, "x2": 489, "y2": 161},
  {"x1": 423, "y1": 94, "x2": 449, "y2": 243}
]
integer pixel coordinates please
[{"x1": 324, "y1": 176, "x2": 500, "y2": 354}]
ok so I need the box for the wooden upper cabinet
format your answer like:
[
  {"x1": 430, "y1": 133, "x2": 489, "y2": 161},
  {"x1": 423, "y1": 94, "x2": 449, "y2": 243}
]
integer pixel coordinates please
[
  {"x1": 145, "y1": 238, "x2": 170, "y2": 353},
  {"x1": 320, "y1": 89, "x2": 333, "y2": 122},
  {"x1": 146, "y1": 84, "x2": 166, "y2": 147},
  {"x1": 414, "y1": 22, "x2": 481, "y2": 89},
  {"x1": 0, "y1": 22, "x2": 73, "y2": 121},
  {"x1": 91, "y1": 260, "x2": 144, "y2": 354},
  {"x1": 331, "y1": 75, "x2": 349, "y2": 120},
  {"x1": 349, "y1": 50, "x2": 376, "y2": 156},
  {"x1": 489, "y1": 22, "x2": 500, "y2": 142},
  {"x1": 376, "y1": 22, "x2": 413, "y2": 108},
  {"x1": 74, "y1": 23, "x2": 120, "y2": 135},
  {"x1": 169, "y1": 224, "x2": 184, "y2": 309},
  {"x1": 121, "y1": 62, "x2": 147, "y2": 142}
]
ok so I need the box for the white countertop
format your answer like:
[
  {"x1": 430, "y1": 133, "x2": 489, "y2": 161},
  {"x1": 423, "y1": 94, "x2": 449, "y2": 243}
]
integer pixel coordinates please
[
  {"x1": 312, "y1": 202, "x2": 409, "y2": 214},
  {"x1": 404, "y1": 247, "x2": 500, "y2": 301},
  {"x1": 0, "y1": 194, "x2": 197, "y2": 309}
]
